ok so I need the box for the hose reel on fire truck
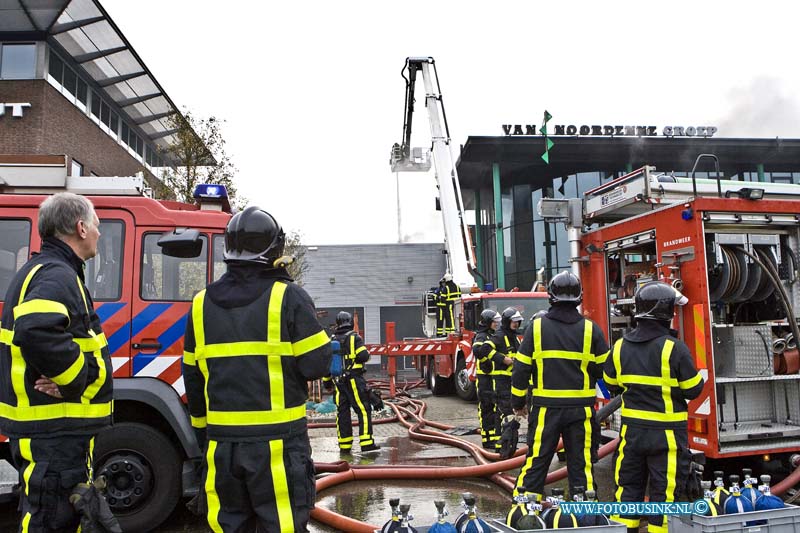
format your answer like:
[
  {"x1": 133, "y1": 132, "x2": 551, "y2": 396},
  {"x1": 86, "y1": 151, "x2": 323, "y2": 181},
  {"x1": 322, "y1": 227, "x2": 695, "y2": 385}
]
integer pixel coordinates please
[{"x1": 707, "y1": 234, "x2": 780, "y2": 304}]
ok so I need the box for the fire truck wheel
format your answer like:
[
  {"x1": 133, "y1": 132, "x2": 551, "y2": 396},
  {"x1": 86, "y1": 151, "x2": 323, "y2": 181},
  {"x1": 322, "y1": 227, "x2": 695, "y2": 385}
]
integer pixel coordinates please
[
  {"x1": 427, "y1": 356, "x2": 454, "y2": 396},
  {"x1": 454, "y1": 356, "x2": 477, "y2": 402},
  {"x1": 94, "y1": 422, "x2": 181, "y2": 532}
]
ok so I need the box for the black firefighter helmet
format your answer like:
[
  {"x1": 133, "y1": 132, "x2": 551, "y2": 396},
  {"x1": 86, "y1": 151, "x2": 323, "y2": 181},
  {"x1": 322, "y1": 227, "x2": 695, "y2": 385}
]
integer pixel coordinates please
[
  {"x1": 336, "y1": 311, "x2": 353, "y2": 328},
  {"x1": 501, "y1": 307, "x2": 523, "y2": 330},
  {"x1": 223, "y1": 206, "x2": 286, "y2": 266},
  {"x1": 634, "y1": 281, "x2": 688, "y2": 322},
  {"x1": 547, "y1": 270, "x2": 582, "y2": 305},
  {"x1": 479, "y1": 309, "x2": 500, "y2": 328}
]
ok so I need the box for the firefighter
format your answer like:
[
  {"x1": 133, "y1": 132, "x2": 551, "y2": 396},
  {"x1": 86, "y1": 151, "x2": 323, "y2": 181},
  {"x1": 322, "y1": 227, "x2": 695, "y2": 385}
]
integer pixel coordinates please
[
  {"x1": 489, "y1": 307, "x2": 522, "y2": 449},
  {"x1": 603, "y1": 281, "x2": 704, "y2": 533},
  {"x1": 182, "y1": 206, "x2": 332, "y2": 533},
  {"x1": 439, "y1": 273, "x2": 461, "y2": 334},
  {"x1": 435, "y1": 280, "x2": 446, "y2": 336},
  {"x1": 472, "y1": 309, "x2": 502, "y2": 450},
  {"x1": 510, "y1": 271, "x2": 609, "y2": 499},
  {"x1": 0, "y1": 193, "x2": 116, "y2": 532},
  {"x1": 323, "y1": 311, "x2": 380, "y2": 453}
]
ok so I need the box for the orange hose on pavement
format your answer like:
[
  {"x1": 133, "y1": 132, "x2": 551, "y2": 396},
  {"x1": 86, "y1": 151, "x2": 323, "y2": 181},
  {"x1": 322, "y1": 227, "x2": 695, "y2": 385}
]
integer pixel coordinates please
[{"x1": 311, "y1": 395, "x2": 621, "y2": 532}]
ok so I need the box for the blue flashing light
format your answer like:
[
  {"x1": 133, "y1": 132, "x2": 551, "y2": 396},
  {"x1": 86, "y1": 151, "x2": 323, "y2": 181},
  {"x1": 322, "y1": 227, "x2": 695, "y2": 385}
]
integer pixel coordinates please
[
  {"x1": 193, "y1": 183, "x2": 228, "y2": 199},
  {"x1": 681, "y1": 207, "x2": 694, "y2": 220}
]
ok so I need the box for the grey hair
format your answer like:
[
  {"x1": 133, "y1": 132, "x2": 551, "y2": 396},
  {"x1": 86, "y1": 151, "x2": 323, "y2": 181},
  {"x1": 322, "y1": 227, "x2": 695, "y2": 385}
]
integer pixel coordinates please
[{"x1": 38, "y1": 193, "x2": 96, "y2": 239}]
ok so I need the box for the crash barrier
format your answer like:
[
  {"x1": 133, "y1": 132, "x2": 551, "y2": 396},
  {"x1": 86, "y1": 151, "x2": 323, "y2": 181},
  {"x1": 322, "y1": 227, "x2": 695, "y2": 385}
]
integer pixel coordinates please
[
  {"x1": 311, "y1": 396, "x2": 622, "y2": 532},
  {"x1": 669, "y1": 504, "x2": 800, "y2": 533}
]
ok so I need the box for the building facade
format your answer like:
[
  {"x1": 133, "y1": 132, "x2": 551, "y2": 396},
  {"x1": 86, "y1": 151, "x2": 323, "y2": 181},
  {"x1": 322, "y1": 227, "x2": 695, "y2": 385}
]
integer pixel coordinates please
[
  {"x1": 302, "y1": 243, "x2": 447, "y2": 368},
  {"x1": 456, "y1": 135, "x2": 800, "y2": 291},
  {"x1": 0, "y1": 1, "x2": 208, "y2": 187}
]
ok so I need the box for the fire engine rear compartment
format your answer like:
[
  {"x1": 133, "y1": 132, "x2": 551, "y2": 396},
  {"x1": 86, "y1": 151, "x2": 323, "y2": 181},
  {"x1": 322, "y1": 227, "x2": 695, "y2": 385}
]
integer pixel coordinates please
[{"x1": 706, "y1": 220, "x2": 800, "y2": 454}]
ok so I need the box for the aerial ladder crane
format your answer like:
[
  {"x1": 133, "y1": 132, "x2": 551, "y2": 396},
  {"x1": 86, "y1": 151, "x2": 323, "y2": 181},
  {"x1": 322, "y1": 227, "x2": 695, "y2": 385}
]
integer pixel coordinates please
[{"x1": 390, "y1": 57, "x2": 478, "y2": 292}]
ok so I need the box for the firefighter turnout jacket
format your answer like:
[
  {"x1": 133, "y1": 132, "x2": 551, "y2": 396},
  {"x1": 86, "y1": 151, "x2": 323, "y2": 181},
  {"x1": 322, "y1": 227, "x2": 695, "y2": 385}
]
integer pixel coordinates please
[
  {"x1": 512, "y1": 305, "x2": 609, "y2": 409},
  {"x1": 182, "y1": 265, "x2": 331, "y2": 441},
  {"x1": 603, "y1": 319, "x2": 704, "y2": 427},
  {"x1": 489, "y1": 327, "x2": 517, "y2": 377},
  {"x1": 0, "y1": 237, "x2": 113, "y2": 438},
  {"x1": 325, "y1": 325, "x2": 370, "y2": 378},
  {"x1": 472, "y1": 324, "x2": 498, "y2": 448}
]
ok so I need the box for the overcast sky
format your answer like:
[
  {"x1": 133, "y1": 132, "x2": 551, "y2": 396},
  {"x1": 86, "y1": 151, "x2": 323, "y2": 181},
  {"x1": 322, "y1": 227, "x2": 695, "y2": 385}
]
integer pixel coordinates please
[{"x1": 103, "y1": 0, "x2": 800, "y2": 245}]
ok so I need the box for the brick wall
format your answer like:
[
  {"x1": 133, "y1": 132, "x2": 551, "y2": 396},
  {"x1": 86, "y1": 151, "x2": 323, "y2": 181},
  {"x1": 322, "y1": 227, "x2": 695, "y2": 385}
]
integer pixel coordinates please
[{"x1": 0, "y1": 79, "x2": 152, "y2": 179}]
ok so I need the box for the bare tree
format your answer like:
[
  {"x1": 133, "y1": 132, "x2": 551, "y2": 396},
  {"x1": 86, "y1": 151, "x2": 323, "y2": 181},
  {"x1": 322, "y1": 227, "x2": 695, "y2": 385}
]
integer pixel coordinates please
[
  {"x1": 285, "y1": 230, "x2": 309, "y2": 285},
  {"x1": 158, "y1": 109, "x2": 246, "y2": 208}
]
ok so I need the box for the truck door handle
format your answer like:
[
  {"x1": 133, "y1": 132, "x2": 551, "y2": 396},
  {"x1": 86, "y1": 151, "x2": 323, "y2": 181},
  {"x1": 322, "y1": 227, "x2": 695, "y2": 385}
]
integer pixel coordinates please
[{"x1": 132, "y1": 342, "x2": 162, "y2": 350}]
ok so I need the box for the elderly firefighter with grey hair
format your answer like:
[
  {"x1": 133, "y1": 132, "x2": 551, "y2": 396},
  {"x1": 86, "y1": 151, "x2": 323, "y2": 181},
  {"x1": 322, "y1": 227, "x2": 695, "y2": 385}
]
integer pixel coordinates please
[{"x1": 0, "y1": 192, "x2": 119, "y2": 532}]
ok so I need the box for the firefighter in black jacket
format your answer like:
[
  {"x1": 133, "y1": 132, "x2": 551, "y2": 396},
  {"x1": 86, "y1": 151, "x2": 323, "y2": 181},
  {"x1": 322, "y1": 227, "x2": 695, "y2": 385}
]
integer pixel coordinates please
[
  {"x1": 472, "y1": 309, "x2": 501, "y2": 450},
  {"x1": 182, "y1": 207, "x2": 331, "y2": 533},
  {"x1": 510, "y1": 271, "x2": 609, "y2": 498},
  {"x1": 0, "y1": 193, "x2": 116, "y2": 532},
  {"x1": 603, "y1": 282, "x2": 704, "y2": 533},
  {"x1": 439, "y1": 273, "x2": 461, "y2": 335},
  {"x1": 323, "y1": 311, "x2": 380, "y2": 453},
  {"x1": 489, "y1": 307, "x2": 522, "y2": 449}
]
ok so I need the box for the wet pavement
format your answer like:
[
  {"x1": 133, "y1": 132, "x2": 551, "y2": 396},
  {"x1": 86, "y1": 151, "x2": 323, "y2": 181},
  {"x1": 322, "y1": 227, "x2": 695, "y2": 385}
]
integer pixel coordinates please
[{"x1": 0, "y1": 390, "x2": 620, "y2": 532}]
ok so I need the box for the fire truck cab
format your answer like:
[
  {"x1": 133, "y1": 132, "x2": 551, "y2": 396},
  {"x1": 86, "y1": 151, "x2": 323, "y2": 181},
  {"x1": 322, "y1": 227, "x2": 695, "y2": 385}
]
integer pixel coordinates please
[
  {"x1": 0, "y1": 165, "x2": 231, "y2": 531},
  {"x1": 542, "y1": 159, "x2": 800, "y2": 474}
]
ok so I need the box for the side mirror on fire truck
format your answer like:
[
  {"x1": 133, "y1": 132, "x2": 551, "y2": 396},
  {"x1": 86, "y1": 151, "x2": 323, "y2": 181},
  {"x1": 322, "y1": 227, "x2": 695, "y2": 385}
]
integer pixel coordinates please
[{"x1": 157, "y1": 228, "x2": 203, "y2": 258}]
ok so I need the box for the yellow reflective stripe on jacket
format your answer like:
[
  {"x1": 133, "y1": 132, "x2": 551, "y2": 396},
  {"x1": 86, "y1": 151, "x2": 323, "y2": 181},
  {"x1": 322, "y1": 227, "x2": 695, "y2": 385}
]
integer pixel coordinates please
[
  {"x1": 0, "y1": 400, "x2": 111, "y2": 421},
  {"x1": 581, "y1": 320, "x2": 592, "y2": 391},
  {"x1": 292, "y1": 330, "x2": 329, "y2": 356},
  {"x1": 613, "y1": 339, "x2": 623, "y2": 387},
  {"x1": 0, "y1": 327, "x2": 12, "y2": 345},
  {"x1": 618, "y1": 374, "x2": 678, "y2": 387},
  {"x1": 661, "y1": 339, "x2": 675, "y2": 415},
  {"x1": 621, "y1": 406, "x2": 687, "y2": 423},
  {"x1": 511, "y1": 386, "x2": 527, "y2": 398},
  {"x1": 203, "y1": 341, "x2": 293, "y2": 358},
  {"x1": 191, "y1": 415, "x2": 207, "y2": 428},
  {"x1": 267, "y1": 282, "x2": 288, "y2": 411},
  {"x1": 603, "y1": 371, "x2": 618, "y2": 386},
  {"x1": 535, "y1": 350, "x2": 596, "y2": 362},
  {"x1": 13, "y1": 299, "x2": 70, "y2": 321},
  {"x1": 50, "y1": 353, "x2": 84, "y2": 387},
  {"x1": 533, "y1": 388, "x2": 596, "y2": 398},
  {"x1": 596, "y1": 351, "x2": 610, "y2": 365},
  {"x1": 10, "y1": 265, "x2": 45, "y2": 409},
  {"x1": 183, "y1": 350, "x2": 196, "y2": 366},
  {"x1": 206, "y1": 404, "x2": 306, "y2": 426},
  {"x1": 515, "y1": 352, "x2": 532, "y2": 365},
  {"x1": 679, "y1": 372, "x2": 702, "y2": 390},
  {"x1": 533, "y1": 318, "x2": 544, "y2": 390},
  {"x1": 73, "y1": 333, "x2": 107, "y2": 352},
  {"x1": 74, "y1": 278, "x2": 109, "y2": 404}
]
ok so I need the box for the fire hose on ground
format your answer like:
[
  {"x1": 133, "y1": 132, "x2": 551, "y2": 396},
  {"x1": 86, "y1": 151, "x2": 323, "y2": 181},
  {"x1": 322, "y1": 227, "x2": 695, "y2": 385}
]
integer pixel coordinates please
[{"x1": 310, "y1": 395, "x2": 623, "y2": 532}]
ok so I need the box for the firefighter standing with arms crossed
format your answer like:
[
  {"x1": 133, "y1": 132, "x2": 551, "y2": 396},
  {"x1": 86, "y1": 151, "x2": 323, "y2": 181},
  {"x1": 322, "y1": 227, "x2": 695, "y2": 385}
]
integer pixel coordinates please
[
  {"x1": 323, "y1": 311, "x2": 380, "y2": 453},
  {"x1": 0, "y1": 193, "x2": 119, "y2": 532},
  {"x1": 511, "y1": 271, "x2": 609, "y2": 498},
  {"x1": 489, "y1": 306, "x2": 523, "y2": 450},
  {"x1": 182, "y1": 207, "x2": 331, "y2": 533},
  {"x1": 472, "y1": 309, "x2": 502, "y2": 450},
  {"x1": 603, "y1": 281, "x2": 704, "y2": 533}
]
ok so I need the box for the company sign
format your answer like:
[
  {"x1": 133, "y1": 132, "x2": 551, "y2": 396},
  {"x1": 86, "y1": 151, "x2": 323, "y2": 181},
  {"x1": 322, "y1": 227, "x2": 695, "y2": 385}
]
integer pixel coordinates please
[
  {"x1": 502, "y1": 123, "x2": 717, "y2": 138},
  {"x1": 0, "y1": 103, "x2": 31, "y2": 118}
]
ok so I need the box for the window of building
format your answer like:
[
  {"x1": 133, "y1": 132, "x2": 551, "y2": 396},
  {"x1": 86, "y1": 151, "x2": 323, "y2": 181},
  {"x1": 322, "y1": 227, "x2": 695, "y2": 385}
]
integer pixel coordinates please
[
  {"x1": 76, "y1": 78, "x2": 88, "y2": 106},
  {"x1": 91, "y1": 92, "x2": 101, "y2": 118},
  {"x1": 100, "y1": 101, "x2": 110, "y2": 127},
  {"x1": 0, "y1": 43, "x2": 36, "y2": 79},
  {"x1": 63, "y1": 66, "x2": 77, "y2": 97},
  {"x1": 141, "y1": 233, "x2": 208, "y2": 301},
  {"x1": 0, "y1": 220, "x2": 31, "y2": 299},
  {"x1": 109, "y1": 112, "x2": 118, "y2": 137},
  {"x1": 71, "y1": 159, "x2": 83, "y2": 177},
  {"x1": 121, "y1": 122, "x2": 129, "y2": 144},
  {"x1": 48, "y1": 50, "x2": 63, "y2": 81},
  {"x1": 212, "y1": 234, "x2": 226, "y2": 282},
  {"x1": 84, "y1": 220, "x2": 124, "y2": 301}
]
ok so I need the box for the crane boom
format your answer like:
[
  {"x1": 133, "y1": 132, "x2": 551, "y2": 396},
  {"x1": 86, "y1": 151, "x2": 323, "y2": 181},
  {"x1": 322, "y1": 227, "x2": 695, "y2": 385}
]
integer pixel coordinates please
[{"x1": 390, "y1": 57, "x2": 477, "y2": 290}]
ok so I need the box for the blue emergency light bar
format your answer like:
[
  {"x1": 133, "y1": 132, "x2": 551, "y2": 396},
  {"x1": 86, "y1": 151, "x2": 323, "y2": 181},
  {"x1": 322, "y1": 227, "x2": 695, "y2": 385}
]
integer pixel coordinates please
[{"x1": 192, "y1": 184, "x2": 229, "y2": 199}]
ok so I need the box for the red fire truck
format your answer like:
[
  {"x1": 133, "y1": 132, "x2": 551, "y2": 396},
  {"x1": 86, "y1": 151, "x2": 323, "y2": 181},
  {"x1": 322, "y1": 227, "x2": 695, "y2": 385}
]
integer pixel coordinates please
[
  {"x1": 0, "y1": 163, "x2": 231, "y2": 531},
  {"x1": 541, "y1": 158, "x2": 800, "y2": 474}
]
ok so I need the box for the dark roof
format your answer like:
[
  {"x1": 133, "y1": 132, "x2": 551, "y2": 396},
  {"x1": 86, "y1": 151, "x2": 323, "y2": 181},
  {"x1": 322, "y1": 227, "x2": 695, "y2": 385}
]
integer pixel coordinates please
[
  {"x1": 0, "y1": 0, "x2": 214, "y2": 165},
  {"x1": 456, "y1": 136, "x2": 800, "y2": 190}
]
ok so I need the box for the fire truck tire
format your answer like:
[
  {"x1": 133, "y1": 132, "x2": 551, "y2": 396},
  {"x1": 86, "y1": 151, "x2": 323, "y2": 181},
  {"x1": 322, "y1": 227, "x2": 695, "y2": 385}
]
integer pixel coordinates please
[
  {"x1": 427, "y1": 356, "x2": 454, "y2": 396},
  {"x1": 94, "y1": 422, "x2": 181, "y2": 532},
  {"x1": 454, "y1": 356, "x2": 477, "y2": 402}
]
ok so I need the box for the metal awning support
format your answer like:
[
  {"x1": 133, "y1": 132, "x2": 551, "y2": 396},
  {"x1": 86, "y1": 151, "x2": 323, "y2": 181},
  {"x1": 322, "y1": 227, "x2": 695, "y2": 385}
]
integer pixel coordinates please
[
  {"x1": 51, "y1": 16, "x2": 105, "y2": 34},
  {"x1": 135, "y1": 111, "x2": 174, "y2": 125},
  {"x1": 97, "y1": 71, "x2": 146, "y2": 87},
  {"x1": 149, "y1": 128, "x2": 180, "y2": 140},
  {"x1": 73, "y1": 46, "x2": 127, "y2": 63},
  {"x1": 118, "y1": 93, "x2": 161, "y2": 108}
]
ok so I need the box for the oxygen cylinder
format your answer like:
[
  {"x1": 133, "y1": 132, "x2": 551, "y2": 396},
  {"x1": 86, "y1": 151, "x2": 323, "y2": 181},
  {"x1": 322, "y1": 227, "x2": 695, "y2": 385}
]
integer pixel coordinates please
[
  {"x1": 712, "y1": 470, "x2": 730, "y2": 509},
  {"x1": 741, "y1": 469, "x2": 760, "y2": 508},
  {"x1": 429, "y1": 500, "x2": 457, "y2": 533},
  {"x1": 698, "y1": 481, "x2": 722, "y2": 517},
  {"x1": 578, "y1": 489, "x2": 611, "y2": 526},
  {"x1": 723, "y1": 475, "x2": 755, "y2": 514},
  {"x1": 398, "y1": 504, "x2": 418, "y2": 533},
  {"x1": 329, "y1": 339, "x2": 343, "y2": 377},
  {"x1": 455, "y1": 493, "x2": 491, "y2": 533},
  {"x1": 755, "y1": 475, "x2": 784, "y2": 511},
  {"x1": 541, "y1": 488, "x2": 579, "y2": 529},
  {"x1": 381, "y1": 498, "x2": 402, "y2": 533},
  {"x1": 505, "y1": 493, "x2": 545, "y2": 530}
]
